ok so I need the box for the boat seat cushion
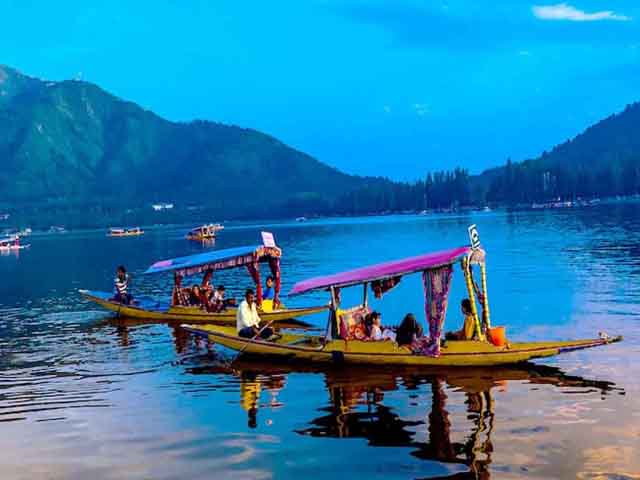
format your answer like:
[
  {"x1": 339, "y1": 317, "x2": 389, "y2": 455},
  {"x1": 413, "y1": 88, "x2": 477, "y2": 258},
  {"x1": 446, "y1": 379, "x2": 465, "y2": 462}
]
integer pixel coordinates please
[{"x1": 338, "y1": 305, "x2": 371, "y2": 340}]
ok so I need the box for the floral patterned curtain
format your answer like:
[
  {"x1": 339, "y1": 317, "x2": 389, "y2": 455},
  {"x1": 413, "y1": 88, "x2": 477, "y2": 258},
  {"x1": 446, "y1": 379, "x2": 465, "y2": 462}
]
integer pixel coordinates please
[
  {"x1": 246, "y1": 257, "x2": 263, "y2": 305},
  {"x1": 416, "y1": 265, "x2": 453, "y2": 356},
  {"x1": 268, "y1": 256, "x2": 281, "y2": 307}
]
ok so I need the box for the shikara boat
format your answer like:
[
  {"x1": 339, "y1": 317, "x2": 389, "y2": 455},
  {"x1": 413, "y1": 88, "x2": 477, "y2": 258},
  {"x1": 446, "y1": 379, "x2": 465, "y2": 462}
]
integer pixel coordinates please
[
  {"x1": 81, "y1": 234, "x2": 326, "y2": 324},
  {"x1": 183, "y1": 226, "x2": 622, "y2": 367},
  {"x1": 108, "y1": 227, "x2": 144, "y2": 237},
  {"x1": 186, "y1": 223, "x2": 224, "y2": 241},
  {"x1": 0, "y1": 235, "x2": 30, "y2": 252}
]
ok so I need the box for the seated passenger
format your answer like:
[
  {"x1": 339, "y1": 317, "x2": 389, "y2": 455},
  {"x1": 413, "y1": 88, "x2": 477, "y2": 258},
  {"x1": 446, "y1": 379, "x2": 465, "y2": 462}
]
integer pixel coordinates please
[
  {"x1": 237, "y1": 288, "x2": 274, "y2": 340},
  {"x1": 263, "y1": 276, "x2": 275, "y2": 300},
  {"x1": 212, "y1": 285, "x2": 236, "y2": 312},
  {"x1": 188, "y1": 285, "x2": 202, "y2": 307},
  {"x1": 396, "y1": 313, "x2": 423, "y2": 346},
  {"x1": 445, "y1": 299, "x2": 476, "y2": 341},
  {"x1": 365, "y1": 311, "x2": 383, "y2": 340}
]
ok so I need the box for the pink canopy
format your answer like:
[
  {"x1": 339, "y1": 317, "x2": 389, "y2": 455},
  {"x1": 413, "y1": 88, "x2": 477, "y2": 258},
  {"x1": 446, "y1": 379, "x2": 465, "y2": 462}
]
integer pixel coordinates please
[{"x1": 289, "y1": 246, "x2": 471, "y2": 296}]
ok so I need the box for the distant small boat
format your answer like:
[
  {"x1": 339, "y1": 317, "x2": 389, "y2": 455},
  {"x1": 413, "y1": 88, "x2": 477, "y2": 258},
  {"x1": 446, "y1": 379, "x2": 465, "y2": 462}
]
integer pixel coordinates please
[
  {"x1": 49, "y1": 226, "x2": 67, "y2": 234},
  {"x1": 186, "y1": 223, "x2": 224, "y2": 241},
  {"x1": 108, "y1": 227, "x2": 144, "y2": 237},
  {"x1": 0, "y1": 235, "x2": 30, "y2": 252},
  {"x1": 482, "y1": 206, "x2": 491, "y2": 212},
  {"x1": 295, "y1": 217, "x2": 308, "y2": 222}
]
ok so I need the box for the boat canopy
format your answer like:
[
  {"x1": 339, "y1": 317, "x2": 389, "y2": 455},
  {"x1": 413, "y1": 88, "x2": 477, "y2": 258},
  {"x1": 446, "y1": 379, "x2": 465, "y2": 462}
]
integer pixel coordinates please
[
  {"x1": 290, "y1": 246, "x2": 472, "y2": 296},
  {"x1": 289, "y1": 239, "x2": 489, "y2": 357},
  {"x1": 144, "y1": 244, "x2": 281, "y2": 277}
]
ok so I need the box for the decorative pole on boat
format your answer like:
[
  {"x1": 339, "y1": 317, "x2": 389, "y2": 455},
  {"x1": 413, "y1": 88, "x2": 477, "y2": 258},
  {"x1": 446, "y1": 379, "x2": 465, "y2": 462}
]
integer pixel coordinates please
[
  {"x1": 479, "y1": 262, "x2": 491, "y2": 330},
  {"x1": 466, "y1": 225, "x2": 486, "y2": 341},
  {"x1": 462, "y1": 256, "x2": 484, "y2": 341}
]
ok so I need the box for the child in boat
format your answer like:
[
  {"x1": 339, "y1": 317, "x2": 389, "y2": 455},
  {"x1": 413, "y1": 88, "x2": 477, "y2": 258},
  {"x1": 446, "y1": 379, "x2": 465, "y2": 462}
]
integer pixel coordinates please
[
  {"x1": 365, "y1": 311, "x2": 384, "y2": 340},
  {"x1": 396, "y1": 313, "x2": 423, "y2": 346},
  {"x1": 212, "y1": 285, "x2": 237, "y2": 312},
  {"x1": 113, "y1": 265, "x2": 133, "y2": 305},
  {"x1": 445, "y1": 299, "x2": 476, "y2": 340},
  {"x1": 263, "y1": 276, "x2": 275, "y2": 300}
]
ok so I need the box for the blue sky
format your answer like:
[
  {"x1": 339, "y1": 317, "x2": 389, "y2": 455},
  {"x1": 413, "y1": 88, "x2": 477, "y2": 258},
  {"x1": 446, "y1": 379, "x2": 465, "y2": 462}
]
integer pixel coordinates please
[{"x1": 2, "y1": 0, "x2": 639, "y2": 180}]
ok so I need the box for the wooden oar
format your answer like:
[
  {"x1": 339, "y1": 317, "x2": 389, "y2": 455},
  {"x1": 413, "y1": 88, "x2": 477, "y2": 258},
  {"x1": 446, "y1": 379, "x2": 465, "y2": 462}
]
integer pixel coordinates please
[{"x1": 228, "y1": 320, "x2": 277, "y2": 367}]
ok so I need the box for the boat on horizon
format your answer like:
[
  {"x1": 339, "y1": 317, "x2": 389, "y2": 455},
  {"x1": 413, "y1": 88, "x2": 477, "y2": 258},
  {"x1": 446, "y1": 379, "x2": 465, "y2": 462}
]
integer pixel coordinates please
[
  {"x1": 0, "y1": 235, "x2": 30, "y2": 252},
  {"x1": 183, "y1": 226, "x2": 622, "y2": 367},
  {"x1": 108, "y1": 226, "x2": 144, "y2": 237},
  {"x1": 80, "y1": 232, "x2": 326, "y2": 324},
  {"x1": 186, "y1": 223, "x2": 224, "y2": 241}
]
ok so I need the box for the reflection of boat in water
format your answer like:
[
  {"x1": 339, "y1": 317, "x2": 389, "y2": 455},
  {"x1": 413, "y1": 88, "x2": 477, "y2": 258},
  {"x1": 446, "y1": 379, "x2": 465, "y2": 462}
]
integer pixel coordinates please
[
  {"x1": 186, "y1": 360, "x2": 619, "y2": 478},
  {"x1": 81, "y1": 232, "x2": 326, "y2": 324},
  {"x1": 0, "y1": 235, "x2": 30, "y2": 252},
  {"x1": 184, "y1": 227, "x2": 621, "y2": 367},
  {"x1": 108, "y1": 227, "x2": 144, "y2": 237},
  {"x1": 186, "y1": 223, "x2": 224, "y2": 241}
]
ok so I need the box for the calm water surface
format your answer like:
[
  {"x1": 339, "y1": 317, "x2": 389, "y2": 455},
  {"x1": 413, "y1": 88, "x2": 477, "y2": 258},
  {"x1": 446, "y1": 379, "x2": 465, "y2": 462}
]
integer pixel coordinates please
[{"x1": 1, "y1": 207, "x2": 639, "y2": 479}]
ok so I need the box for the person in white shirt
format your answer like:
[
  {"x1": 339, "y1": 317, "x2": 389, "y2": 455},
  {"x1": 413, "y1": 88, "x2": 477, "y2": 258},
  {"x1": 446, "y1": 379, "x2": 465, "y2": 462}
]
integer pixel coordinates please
[{"x1": 237, "y1": 289, "x2": 274, "y2": 339}]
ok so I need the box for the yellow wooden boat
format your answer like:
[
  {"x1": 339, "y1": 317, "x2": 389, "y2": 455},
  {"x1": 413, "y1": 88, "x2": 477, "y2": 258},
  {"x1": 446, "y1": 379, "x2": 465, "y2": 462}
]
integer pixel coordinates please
[
  {"x1": 181, "y1": 324, "x2": 620, "y2": 366},
  {"x1": 80, "y1": 289, "x2": 326, "y2": 324},
  {"x1": 82, "y1": 232, "x2": 326, "y2": 324},
  {"x1": 186, "y1": 223, "x2": 223, "y2": 241},
  {"x1": 108, "y1": 227, "x2": 144, "y2": 237},
  {"x1": 182, "y1": 225, "x2": 622, "y2": 367}
]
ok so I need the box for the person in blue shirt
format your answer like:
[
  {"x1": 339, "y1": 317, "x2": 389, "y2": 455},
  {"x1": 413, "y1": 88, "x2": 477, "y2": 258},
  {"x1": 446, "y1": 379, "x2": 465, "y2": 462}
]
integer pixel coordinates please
[{"x1": 263, "y1": 275, "x2": 275, "y2": 300}]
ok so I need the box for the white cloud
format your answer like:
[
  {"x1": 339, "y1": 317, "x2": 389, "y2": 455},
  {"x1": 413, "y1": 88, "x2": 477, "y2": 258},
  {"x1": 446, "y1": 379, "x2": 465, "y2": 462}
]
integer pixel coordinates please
[
  {"x1": 413, "y1": 103, "x2": 429, "y2": 116},
  {"x1": 532, "y1": 3, "x2": 631, "y2": 22}
]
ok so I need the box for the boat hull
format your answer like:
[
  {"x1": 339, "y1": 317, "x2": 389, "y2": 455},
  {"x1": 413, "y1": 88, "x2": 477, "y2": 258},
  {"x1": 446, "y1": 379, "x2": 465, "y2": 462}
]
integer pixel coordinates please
[
  {"x1": 182, "y1": 324, "x2": 622, "y2": 367},
  {"x1": 80, "y1": 290, "x2": 326, "y2": 324}
]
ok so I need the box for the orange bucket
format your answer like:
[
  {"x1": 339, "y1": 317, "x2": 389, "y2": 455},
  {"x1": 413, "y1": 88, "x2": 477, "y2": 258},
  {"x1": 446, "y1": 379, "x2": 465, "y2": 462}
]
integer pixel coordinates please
[{"x1": 488, "y1": 326, "x2": 507, "y2": 347}]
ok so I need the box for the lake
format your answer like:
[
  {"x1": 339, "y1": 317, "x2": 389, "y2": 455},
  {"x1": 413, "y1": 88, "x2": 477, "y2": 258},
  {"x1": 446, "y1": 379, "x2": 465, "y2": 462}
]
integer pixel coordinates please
[{"x1": 1, "y1": 207, "x2": 639, "y2": 479}]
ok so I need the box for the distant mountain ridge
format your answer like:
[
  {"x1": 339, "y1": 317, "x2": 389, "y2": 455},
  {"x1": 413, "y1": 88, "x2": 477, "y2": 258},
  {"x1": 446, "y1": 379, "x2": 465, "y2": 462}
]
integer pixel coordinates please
[
  {"x1": 0, "y1": 65, "x2": 375, "y2": 225},
  {"x1": 1, "y1": 64, "x2": 639, "y2": 227},
  {"x1": 477, "y1": 102, "x2": 640, "y2": 204}
]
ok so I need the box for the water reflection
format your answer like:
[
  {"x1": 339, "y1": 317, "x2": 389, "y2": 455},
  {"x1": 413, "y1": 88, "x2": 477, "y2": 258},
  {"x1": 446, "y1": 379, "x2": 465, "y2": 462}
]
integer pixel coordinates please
[{"x1": 187, "y1": 360, "x2": 620, "y2": 479}]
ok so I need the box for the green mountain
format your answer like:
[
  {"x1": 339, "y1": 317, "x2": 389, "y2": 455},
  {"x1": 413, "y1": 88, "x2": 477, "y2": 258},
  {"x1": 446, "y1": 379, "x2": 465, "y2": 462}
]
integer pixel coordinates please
[
  {"x1": 2, "y1": 64, "x2": 638, "y2": 227},
  {"x1": 0, "y1": 65, "x2": 374, "y2": 226},
  {"x1": 478, "y1": 102, "x2": 640, "y2": 204}
]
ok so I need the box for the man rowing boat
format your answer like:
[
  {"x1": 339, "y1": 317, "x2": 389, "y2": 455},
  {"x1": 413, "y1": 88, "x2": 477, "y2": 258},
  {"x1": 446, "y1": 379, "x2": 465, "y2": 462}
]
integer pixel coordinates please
[{"x1": 236, "y1": 288, "x2": 274, "y2": 340}]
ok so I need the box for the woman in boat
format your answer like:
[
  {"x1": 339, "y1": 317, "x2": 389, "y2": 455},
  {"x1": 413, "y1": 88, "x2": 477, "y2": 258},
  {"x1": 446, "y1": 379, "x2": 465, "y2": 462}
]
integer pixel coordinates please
[
  {"x1": 445, "y1": 299, "x2": 476, "y2": 341},
  {"x1": 188, "y1": 285, "x2": 203, "y2": 307},
  {"x1": 396, "y1": 313, "x2": 423, "y2": 346},
  {"x1": 237, "y1": 289, "x2": 274, "y2": 340}
]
